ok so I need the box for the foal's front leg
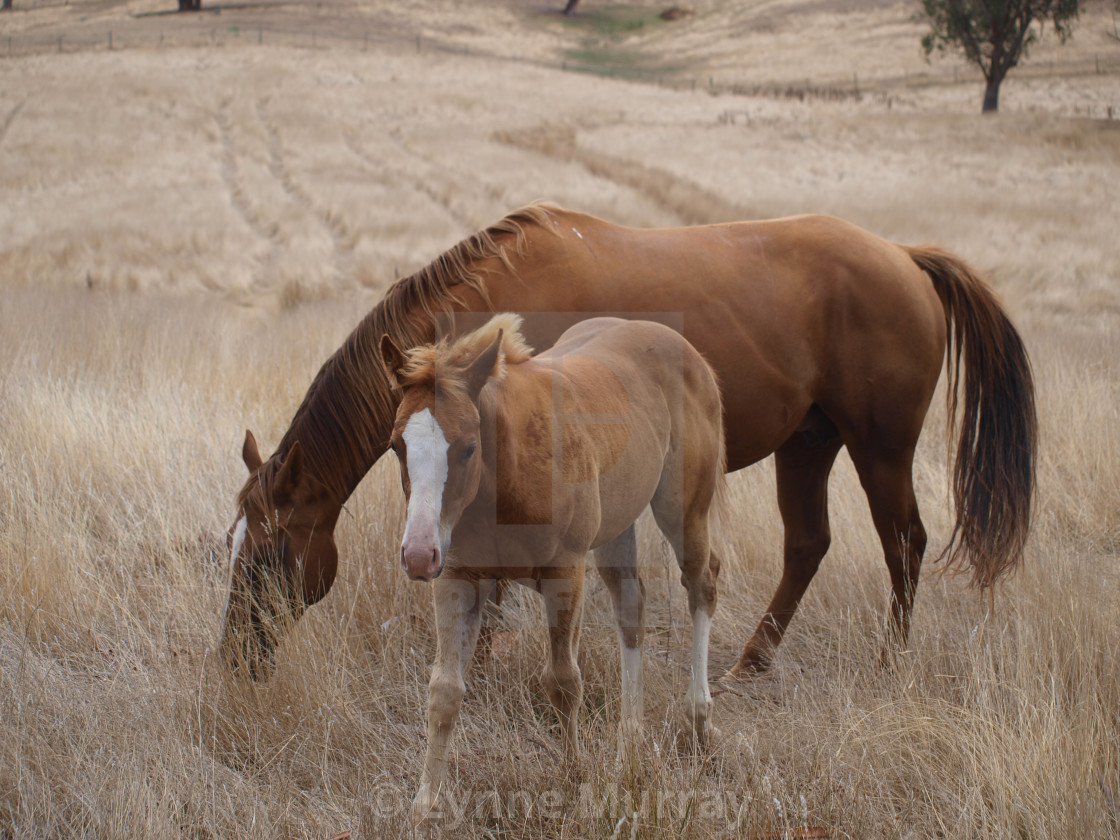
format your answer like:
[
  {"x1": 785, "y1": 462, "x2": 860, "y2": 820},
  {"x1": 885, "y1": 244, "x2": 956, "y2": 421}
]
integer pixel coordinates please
[
  {"x1": 539, "y1": 563, "x2": 586, "y2": 760},
  {"x1": 413, "y1": 575, "x2": 486, "y2": 823}
]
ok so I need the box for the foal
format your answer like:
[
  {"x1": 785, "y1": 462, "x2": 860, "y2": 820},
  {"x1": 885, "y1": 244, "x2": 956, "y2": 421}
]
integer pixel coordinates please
[{"x1": 379, "y1": 314, "x2": 725, "y2": 820}]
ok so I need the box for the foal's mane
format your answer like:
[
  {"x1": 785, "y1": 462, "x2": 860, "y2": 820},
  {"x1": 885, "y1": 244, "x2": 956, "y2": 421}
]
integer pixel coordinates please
[
  {"x1": 251, "y1": 204, "x2": 555, "y2": 502},
  {"x1": 395, "y1": 313, "x2": 535, "y2": 393}
]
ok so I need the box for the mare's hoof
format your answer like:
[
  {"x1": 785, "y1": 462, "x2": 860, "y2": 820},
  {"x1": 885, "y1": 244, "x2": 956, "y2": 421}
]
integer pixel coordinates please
[{"x1": 722, "y1": 656, "x2": 770, "y2": 682}]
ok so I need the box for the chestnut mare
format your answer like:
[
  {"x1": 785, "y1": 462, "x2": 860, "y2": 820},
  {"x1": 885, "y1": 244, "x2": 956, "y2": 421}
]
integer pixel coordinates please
[
  {"x1": 219, "y1": 204, "x2": 1036, "y2": 680},
  {"x1": 379, "y1": 313, "x2": 725, "y2": 818}
]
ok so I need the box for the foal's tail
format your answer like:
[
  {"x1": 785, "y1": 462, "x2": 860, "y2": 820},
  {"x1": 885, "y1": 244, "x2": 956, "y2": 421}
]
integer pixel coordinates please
[{"x1": 908, "y1": 246, "x2": 1038, "y2": 589}]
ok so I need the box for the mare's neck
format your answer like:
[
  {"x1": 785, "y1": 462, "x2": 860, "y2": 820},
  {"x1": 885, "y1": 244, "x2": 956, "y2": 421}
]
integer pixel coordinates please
[{"x1": 278, "y1": 311, "x2": 436, "y2": 506}]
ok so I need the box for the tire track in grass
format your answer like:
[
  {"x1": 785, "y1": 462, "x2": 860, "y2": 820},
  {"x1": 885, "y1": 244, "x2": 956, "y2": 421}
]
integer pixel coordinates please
[
  {"x1": 342, "y1": 128, "x2": 481, "y2": 235},
  {"x1": 255, "y1": 98, "x2": 355, "y2": 286},
  {"x1": 214, "y1": 98, "x2": 290, "y2": 294},
  {"x1": 0, "y1": 99, "x2": 27, "y2": 150},
  {"x1": 216, "y1": 99, "x2": 284, "y2": 249},
  {"x1": 494, "y1": 122, "x2": 761, "y2": 225}
]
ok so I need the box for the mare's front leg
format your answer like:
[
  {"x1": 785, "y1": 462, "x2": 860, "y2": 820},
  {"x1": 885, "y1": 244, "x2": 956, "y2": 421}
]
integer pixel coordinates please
[
  {"x1": 539, "y1": 562, "x2": 586, "y2": 760},
  {"x1": 413, "y1": 574, "x2": 486, "y2": 823}
]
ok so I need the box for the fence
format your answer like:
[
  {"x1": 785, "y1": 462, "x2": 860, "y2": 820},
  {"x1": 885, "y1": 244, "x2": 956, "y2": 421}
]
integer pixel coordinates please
[{"x1": 2, "y1": 8, "x2": 1119, "y2": 119}]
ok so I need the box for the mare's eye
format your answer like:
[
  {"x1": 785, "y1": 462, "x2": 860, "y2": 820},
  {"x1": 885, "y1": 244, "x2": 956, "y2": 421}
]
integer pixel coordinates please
[{"x1": 462, "y1": 441, "x2": 477, "y2": 460}]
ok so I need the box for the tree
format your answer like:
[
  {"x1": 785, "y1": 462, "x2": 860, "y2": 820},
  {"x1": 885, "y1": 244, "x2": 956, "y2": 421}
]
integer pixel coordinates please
[
  {"x1": 563, "y1": 0, "x2": 579, "y2": 15},
  {"x1": 921, "y1": 0, "x2": 1080, "y2": 112}
]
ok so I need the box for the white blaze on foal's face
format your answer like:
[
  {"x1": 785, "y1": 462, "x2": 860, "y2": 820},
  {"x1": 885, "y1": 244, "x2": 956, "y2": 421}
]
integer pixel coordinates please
[{"x1": 397, "y1": 407, "x2": 452, "y2": 580}]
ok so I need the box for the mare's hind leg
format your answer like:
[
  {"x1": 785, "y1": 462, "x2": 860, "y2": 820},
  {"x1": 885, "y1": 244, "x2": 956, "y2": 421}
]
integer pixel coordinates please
[
  {"x1": 413, "y1": 574, "x2": 489, "y2": 822},
  {"x1": 848, "y1": 442, "x2": 927, "y2": 658},
  {"x1": 732, "y1": 430, "x2": 843, "y2": 676},
  {"x1": 593, "y1": 525, "x2": 645, "y2": 749},
  {"x1": 540, "y1": 561, "x2": 586, "y2": 759},
  {"x1": 650, "y1": 481, "x2": 720, "y2": 745}
]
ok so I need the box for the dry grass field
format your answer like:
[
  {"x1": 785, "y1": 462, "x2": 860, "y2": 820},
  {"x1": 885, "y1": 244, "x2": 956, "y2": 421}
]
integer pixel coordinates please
[{"x1": 2, "y1": 0, "x2": 1120, "y2": 837}]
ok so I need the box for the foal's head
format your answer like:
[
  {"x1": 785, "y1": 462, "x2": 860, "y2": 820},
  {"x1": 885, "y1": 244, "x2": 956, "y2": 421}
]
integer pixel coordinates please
[
  {"x1": 219, "y1": 432, "x2": 339, "y2": 679},
  {"x1": 379, "y1": 314, "x2": 532, "y2": 581}
]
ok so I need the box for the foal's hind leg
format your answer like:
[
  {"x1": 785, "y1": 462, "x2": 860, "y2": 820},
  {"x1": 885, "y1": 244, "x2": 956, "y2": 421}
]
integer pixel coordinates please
[
  {"x1": 848, "y1": 442, "x2": 928, "y2": 659},
  {"x1": 732, "y1": 431, "x2": 842, "y2": 676},
  {"x1": 650, "y1": 484, "x2": 720, "y2": 745},
  {"x1": 593, "y1": 525, "x2": 645, "y2": 750}
]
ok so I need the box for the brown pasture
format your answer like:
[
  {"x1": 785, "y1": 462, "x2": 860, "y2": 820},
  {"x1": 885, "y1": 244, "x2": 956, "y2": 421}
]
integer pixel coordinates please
[{"x1": 1, "y1": 0, "x2": 1119, "y2": 836}]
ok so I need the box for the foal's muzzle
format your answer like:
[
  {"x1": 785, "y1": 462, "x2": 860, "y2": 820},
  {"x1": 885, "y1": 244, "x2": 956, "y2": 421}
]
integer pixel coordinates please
[{"x1": 401, "y1": 544, "x2": 442, "y2": 582}]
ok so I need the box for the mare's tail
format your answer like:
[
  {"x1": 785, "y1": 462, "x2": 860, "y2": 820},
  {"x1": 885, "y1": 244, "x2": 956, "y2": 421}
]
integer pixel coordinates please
[{"x1": 908, "y1": 246, "x2": 1038, "y2": 589}]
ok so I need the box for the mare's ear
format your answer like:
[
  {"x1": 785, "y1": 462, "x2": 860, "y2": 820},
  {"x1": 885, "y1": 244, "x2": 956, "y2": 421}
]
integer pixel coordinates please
[
  {"x1": 379, "y1": 334, "x2": 407, "y2": 389},
  {"x1": 243, "y1": 429, "x2": 264, "y2": 473},
  {"x1": 466, "y1": 330, "x2": 504, "y2": 401},
  {"x1": 273, "y1": 442, "x2": 304, "y2": 503}
]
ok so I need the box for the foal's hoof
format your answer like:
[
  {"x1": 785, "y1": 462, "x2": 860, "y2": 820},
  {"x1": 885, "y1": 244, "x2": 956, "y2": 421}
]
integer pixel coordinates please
[
  {"x1": 411, "y1": 785, "x2": 440, "y2": 825},
  {"x1": 699, "y1": 724, "x2": 723, "y2": 751}
]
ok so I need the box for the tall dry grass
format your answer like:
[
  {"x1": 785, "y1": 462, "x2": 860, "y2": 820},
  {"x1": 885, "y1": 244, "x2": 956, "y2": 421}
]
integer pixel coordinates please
[
  {"x1": 1, "y1": 274, "x2": 1118, "y2": 838},
  {"x1": 1, "y1": 10, "x2": 1119, "y2": 836}
]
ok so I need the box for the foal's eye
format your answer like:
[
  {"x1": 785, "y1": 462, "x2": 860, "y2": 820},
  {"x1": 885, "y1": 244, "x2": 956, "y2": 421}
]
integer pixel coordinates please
[{"x1": 462, "y1": 441, "x2": 477, "y2": 460}]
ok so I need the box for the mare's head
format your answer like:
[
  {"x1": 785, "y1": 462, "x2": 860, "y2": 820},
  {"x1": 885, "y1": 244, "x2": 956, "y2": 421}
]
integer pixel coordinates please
[
  {"x1": 219, "y1": 432, "x2": 340, "y2": 679},
  {"x1": 379, "y1": 314, "x2": 532, "y2": 581}
]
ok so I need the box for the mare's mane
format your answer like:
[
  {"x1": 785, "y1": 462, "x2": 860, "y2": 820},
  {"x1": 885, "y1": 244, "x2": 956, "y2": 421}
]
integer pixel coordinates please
[{"x1": 241, "y1": 204, "x2": 556, "y2": 504}]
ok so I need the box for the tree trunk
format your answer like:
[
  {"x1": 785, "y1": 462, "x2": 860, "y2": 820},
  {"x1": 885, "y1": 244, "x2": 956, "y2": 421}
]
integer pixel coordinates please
[
  {"x1": 563, "y1": 0, "x2": 579, "y2": 15},
  {"x1": 982, "y1": 74, "x2": 1001, "y2": 113},
  {"x1": 2, "y1": 0, "x2": 12, "y2": 12}
]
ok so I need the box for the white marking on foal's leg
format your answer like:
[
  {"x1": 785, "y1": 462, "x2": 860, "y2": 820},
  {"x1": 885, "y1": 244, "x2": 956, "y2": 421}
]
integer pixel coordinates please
[
  {"x1": 689, "y1": 607, "x2": 713, "y2": 741},
  {"x1": 221, "y1": 515, "x2": 248, "y2": 629},
  {"x1": 616, "y1": 639, "x2": 643, "y2": 766},
  {"x1": 620, "y1": 644, "x2": 643, "y2": 734}
]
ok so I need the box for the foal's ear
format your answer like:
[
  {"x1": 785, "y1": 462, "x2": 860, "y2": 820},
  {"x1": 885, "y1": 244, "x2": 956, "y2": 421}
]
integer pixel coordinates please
[
  {"x1": 466, "y1": 329, "x2": 504, "y2": 400},
  {"x1": 273, "y1": 441, "x2": 304, "y2": 503},
  {"x1": 379, "y1": 333, "x2": 407, "y2": 388},
  {"x1": 243, "y1": 429, "x2": 264, "y2": 473}
]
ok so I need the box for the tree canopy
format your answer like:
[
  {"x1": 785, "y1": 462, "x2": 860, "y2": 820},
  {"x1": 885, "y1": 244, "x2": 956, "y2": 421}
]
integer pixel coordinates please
[{"x1": 921, "y1": 0, "x2": 1080, "y2": 112}]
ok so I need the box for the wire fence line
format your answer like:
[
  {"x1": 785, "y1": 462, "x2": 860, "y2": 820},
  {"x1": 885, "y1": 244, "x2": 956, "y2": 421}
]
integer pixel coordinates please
[
  {"x1": 0, "y1": 18, "x2": 753, "y2": 91},
  {"x1": 2, "y1": 18, "x2": 429, "y2": 58},
  {"x1": 2, "y1": 10, "x2": 1119, "y2": 119}
]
